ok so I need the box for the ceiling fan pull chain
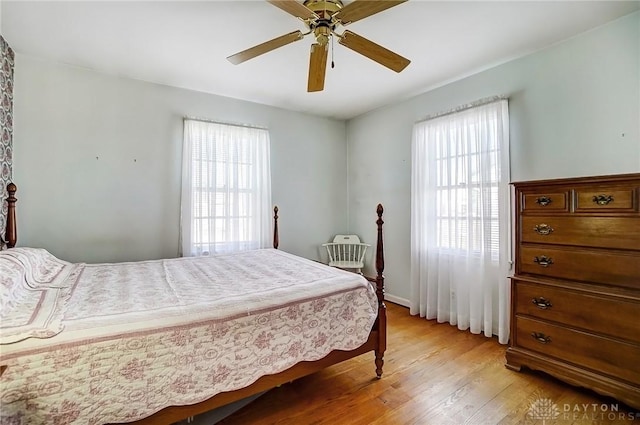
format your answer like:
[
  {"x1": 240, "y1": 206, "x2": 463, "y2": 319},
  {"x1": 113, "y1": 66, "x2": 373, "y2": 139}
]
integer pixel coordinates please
[{"x1": 331, "y1": 35, "x2": 335, "y2": 69}]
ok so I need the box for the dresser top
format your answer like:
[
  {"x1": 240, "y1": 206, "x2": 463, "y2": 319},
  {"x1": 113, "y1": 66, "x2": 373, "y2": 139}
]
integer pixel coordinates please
[{"x1": 511, "y1": 172, "x2": 640, "y2": 188}]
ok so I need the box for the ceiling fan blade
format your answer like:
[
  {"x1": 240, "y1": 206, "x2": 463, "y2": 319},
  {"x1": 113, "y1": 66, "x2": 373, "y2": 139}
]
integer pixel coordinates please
[
  {"x1": 338, "y1": 30, "x2": 410, "y2": 72},
  {"x1": 227, "y1": 30, "x2": 305, "y2": 65},
  {"x1": 267, "y1": 0, "x2": 318, "y2": 20},
  {"x1": 307, "y1": 43, "x2": 328, "y2": 92},
  {"x1": 334, "y1": 0, "x2": 407, "y2": 25}
]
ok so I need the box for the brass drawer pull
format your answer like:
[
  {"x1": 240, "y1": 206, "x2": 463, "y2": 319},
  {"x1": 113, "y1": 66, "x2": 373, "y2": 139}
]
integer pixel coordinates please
[
  {"x1": 592, "y1": 194, "x2": 614, "y2": 205},
  {"x1": 531, "y1": 297, "x2": 552, "y2": 310},
  {"x1": 535, "y1": 196, "x2": 552, "y2": 206},
  {"x1": 531, "y1": 332, "x2": 552, "y2": 344},
  {"x1": 533, "y1": 224, "x2": 554, "y2": 235},
  {"x1": 533, "y1": 256, "x2": 553, "y2": 267}
]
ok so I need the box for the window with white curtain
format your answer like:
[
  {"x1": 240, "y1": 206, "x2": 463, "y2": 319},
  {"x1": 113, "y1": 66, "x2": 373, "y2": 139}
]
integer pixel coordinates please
[
  {"x1": 410, "y1": 99, "x2": 511, "y2": 344},
  {"x1": 180, "y1": 119, "x2": 272, "y2": 256},
  {"x1": 433, "y1": 118, "x2": 501, "y2": 260}
]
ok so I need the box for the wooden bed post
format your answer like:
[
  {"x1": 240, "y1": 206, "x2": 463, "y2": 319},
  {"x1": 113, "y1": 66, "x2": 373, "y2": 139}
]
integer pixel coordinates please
[
  {"x1": 273, "y1": 206, "x2": 279, "y2": 249},
  {"x1": 1, "y1": 184, "x2": 15, "y2": 374},
  {"x1": 374, "y1": 203, "x2": 386, "y2": 378},
  {"x1": 5, "y1": 183, "x2": 17, "y2": 248}
]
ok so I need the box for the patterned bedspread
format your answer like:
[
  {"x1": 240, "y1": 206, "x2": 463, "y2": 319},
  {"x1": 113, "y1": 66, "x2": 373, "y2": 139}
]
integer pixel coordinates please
[{"x1": 0, "y1": 248, "x2": 378, "y2": 424}]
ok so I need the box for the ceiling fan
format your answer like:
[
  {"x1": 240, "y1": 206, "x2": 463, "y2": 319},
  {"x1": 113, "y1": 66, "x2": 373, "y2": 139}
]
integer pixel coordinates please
[{"x1": 227, "y1": 0, "x2": 411, "y2": 92}]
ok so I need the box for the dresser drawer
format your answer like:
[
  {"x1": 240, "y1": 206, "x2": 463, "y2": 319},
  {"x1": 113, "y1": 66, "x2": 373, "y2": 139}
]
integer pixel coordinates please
[
  {"x1": 513, "y1": 280, "x2": 640, "y2": 342},
  {"x1": 574, "y1": 186, "x2": 638, "y2": 212},
  {"x1": 515, "y1": 316, "x2": 640, "y2": 385},
  {"x1": 522, "y1": 192, "x2": 569, "y2": 212},
  {"x1": 521, "y1": 216, "x2": 640, "y2": 251},
  {"x1": 519, "y1": 245, "x2": 640, "y2": 289}
]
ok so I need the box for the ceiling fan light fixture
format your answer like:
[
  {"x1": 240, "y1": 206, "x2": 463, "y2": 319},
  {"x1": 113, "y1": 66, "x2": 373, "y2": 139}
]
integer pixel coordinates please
[{"x1": 314, "y1": 24, "x2": 332, "y2": 45}]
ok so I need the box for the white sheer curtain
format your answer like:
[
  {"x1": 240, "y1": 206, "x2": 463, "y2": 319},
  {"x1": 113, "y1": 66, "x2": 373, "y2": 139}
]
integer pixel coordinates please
[
  {"x1": 180, "y1": 119, "x2": 272, "y2": 256},
  {"x1": 410, "y1": 99, "x2": 511, "y2": 344}
]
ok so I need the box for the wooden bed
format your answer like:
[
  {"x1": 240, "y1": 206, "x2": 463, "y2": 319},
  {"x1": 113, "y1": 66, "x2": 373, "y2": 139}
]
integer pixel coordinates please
[{"x1": 1, "y1": 183, "x2": 387, "y2": 424}]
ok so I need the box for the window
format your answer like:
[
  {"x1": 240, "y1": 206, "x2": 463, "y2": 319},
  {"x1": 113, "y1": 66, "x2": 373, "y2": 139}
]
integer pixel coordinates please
[
  {"x1": 180, "y1": 119, "x2": 272, "y2": 256},
  {"x1": 410, "y1": 99, "x2": 511, "y2": 344},
  {"x1": 432, "y1": 118, "x2": 502, "y2": 261}
]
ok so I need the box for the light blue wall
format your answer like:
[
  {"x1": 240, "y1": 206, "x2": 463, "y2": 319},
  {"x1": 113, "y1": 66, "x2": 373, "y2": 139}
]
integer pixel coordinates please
[
  {"x1": 10, "y1": 11, "x2": 640, "y2": 284},
  {"x1": 346, "y1": 12, "x2": 640, "y2": 303},
  {"x1": 13, "y1": 55, "x2": 348, "y2": 263}
]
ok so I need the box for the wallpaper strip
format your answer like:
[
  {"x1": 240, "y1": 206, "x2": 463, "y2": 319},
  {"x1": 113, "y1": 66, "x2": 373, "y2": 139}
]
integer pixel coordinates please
[{"x1": 0, "y1": 35, "x2": 15, "y2": 245}]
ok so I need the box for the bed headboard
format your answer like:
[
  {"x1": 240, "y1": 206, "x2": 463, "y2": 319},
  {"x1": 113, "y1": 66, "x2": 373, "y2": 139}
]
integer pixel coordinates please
[
  {"x1": 2, "y1": 186, "x2": 277, "y2": 253},
  {"x1": 4, "y1": 182, "x2": 16, "y2": 248}
]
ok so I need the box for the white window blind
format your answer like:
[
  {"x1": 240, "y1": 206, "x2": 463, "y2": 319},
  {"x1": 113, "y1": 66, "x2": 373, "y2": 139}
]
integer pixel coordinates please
[{"x1": 180, "y1": 119, "x2": 272, "y2": 256}]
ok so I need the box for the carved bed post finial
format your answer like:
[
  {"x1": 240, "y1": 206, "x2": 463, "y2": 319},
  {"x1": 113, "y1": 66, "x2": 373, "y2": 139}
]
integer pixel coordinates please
[
  {"x1": 6, "y1": 183, "x2": 17, "y2": 248},
  {"x1": 273, "y1": 206, "x2": 279, "y2": 250}
]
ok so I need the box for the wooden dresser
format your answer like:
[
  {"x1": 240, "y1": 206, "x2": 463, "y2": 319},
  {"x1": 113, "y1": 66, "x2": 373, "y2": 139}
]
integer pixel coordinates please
[{"x1": 506, "y1": 173, "x2": 640, "y2": 408}]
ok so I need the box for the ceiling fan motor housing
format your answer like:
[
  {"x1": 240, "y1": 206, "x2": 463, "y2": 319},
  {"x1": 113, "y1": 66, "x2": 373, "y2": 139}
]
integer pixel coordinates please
[
  {"x1": 304, "y1": 0, "x2": 344, "y2": 45},
  {"x1": 303, "y1": 0, "x2": 343, "y2": 19}
]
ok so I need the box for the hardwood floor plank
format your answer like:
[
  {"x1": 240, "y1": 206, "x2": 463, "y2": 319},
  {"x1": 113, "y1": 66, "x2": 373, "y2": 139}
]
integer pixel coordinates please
[
  {"x1": 218, "y1": 303, "x2": 639, "y2": 425},
  {"x1": 465, "y1": 378, "x2": 541, "y2": 424}
]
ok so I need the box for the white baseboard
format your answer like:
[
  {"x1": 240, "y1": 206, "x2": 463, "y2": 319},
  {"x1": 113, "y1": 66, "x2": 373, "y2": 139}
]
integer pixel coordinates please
[{"x1": 384, "y1": 293, "x2": 410, "y2": 308}]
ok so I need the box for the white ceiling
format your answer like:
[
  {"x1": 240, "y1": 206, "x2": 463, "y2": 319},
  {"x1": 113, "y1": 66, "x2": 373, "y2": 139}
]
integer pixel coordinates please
[{"x1": 3, "y1": 1, "x2": 639, "y2": 120}]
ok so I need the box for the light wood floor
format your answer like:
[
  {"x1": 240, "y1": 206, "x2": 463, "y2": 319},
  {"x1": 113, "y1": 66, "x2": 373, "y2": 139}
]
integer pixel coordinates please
[{"x1": 219, "y1": 303, "x2": 639, "y2": 425}]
